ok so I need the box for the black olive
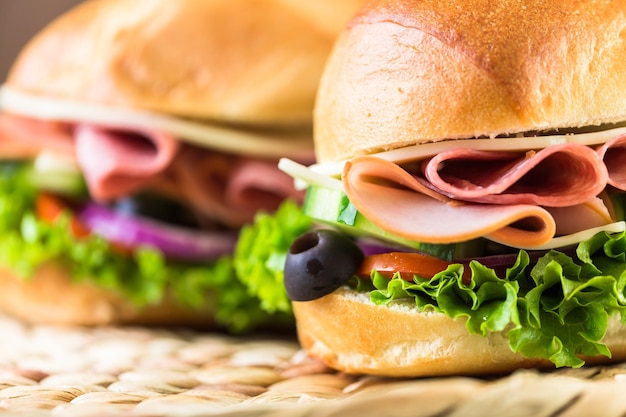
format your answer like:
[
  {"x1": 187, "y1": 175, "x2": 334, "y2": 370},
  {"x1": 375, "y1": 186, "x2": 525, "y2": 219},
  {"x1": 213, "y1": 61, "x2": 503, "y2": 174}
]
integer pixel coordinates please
[
  {"x1": 112, "y1": 193, "x2": 199, "y2": 228},
  {"x1": 284, "y1": 229, "x2": 364, "y2": 301}
]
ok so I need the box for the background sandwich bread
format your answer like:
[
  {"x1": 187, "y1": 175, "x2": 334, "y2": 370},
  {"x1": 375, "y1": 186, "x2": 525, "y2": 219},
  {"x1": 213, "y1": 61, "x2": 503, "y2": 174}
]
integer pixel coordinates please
[{"x1": 0, "y1": 0, "x2": 364, "y2": 328}]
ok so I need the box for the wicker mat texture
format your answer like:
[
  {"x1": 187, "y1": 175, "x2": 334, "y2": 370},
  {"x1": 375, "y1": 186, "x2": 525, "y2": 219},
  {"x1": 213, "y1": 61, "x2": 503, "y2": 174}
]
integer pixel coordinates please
[{"x1": 2, "y1": 314, "x2": 626, "y2": 417}]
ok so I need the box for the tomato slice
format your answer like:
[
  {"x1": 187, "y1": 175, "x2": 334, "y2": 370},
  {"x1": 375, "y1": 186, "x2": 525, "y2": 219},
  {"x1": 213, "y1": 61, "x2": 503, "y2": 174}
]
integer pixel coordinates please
[
  {"x1": 356, "y1": 252, "x2": 470, "y2": 283},
  {"x1": 35, "y1": 192, "x2": 90, "y2": 238}
]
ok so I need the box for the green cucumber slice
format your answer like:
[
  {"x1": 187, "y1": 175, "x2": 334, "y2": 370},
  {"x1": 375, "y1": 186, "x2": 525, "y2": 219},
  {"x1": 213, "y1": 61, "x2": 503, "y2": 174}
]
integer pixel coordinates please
[{"x1": 303, "y1": 186, "x2": 484, "y2": 261}]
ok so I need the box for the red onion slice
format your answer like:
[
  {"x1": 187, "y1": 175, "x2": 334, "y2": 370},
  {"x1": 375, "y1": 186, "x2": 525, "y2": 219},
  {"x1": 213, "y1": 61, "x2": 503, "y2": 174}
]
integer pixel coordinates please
[
  {"x1": 356, "y1": 239, "x2": 417, "y2": 256},
  {"x1": 78, "y1": 203, "x2": 237, "y2": 261},
  {"x1": 458, "y1": 247, "x2": 576, "y2": 269}
]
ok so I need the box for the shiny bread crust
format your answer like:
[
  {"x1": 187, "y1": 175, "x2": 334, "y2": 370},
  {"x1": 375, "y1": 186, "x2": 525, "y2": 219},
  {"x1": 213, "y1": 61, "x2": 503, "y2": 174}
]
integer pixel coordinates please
[
  {"x1": 314, "y1": 0, "x2": 626, "y2": 162},
  {"x1": 293, "y1": 288, "x2": 626, "y2": 377},
  {"x1": 7, "y1": 0, "x2": 363, "y2": 126}
]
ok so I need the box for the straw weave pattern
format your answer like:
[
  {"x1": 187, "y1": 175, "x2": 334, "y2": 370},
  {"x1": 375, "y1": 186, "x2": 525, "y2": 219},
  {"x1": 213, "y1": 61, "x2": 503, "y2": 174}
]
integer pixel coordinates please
[{"x1": 2, "y1": 314, "x2": 626, "y2": 417}]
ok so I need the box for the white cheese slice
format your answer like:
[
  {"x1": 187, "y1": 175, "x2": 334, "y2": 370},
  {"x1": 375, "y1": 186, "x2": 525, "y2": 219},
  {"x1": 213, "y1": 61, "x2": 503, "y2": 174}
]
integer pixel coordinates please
[
  {"x1": 310, "y1": 126, "x2": 626, "y2": 178},
  {"x1": 278, "y1": 157, "x2": 343, "y2": 191},
  {"x1": 0, "y1": 85, "x2": 312, "y2": 158},
  {"x1": 488, "y1": 221, "x2": 626, "y2": 250}
]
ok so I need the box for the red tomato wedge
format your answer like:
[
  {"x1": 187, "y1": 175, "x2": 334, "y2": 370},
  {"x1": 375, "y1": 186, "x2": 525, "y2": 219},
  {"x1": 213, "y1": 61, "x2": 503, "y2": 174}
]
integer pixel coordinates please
[
  {"x1": 356, "y1": 252, "x2": 471, "y2": 283},
  {"x1": 35, "y1": 192, "x2": 90, "y2": 238},
  {"x1": 35, "y1": 192, "x2": 133, "y2": 255}
]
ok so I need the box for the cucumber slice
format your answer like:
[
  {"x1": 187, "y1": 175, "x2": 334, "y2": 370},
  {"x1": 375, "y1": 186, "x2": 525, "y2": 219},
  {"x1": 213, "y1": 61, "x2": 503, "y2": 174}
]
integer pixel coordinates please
[{"x1": 303, "y1": 186, "x2": 484, "y2": 261}]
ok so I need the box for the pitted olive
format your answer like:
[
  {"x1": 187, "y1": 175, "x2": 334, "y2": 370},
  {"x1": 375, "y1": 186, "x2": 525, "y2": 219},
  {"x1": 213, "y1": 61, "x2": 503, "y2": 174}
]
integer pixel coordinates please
[{"x1": 284, "y1": 229, "x2": 364, "y2": 301}]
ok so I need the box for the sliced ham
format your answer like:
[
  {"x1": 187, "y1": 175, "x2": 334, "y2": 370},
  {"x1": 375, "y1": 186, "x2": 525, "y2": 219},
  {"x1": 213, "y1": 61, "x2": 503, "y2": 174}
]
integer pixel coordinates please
[
  {"x1": 164, "y1": 149, "x2": 252, "y2": 227},
  {"x1": 0, "y1": 114, "x2": 305, "y2": 227},
  {"x1": 597, "y1": 134, "x2": 626, "y2": 190},
  {"x1": 545, "y1": 197, "x2": 613, "y2": 236},
  {"x1": 75, "y1": 125, "x2": 179, "y2": 201},
  {"x1": 226, "y1": 158, "x2": 305, "y2": 213},
  {"x1": 0, "y1": 113, "x2": 74, "y2": 159},
  {"x1": 164, "y1": 148, "x2": 306, "y2": 227},
  {"x1": 343, "y1": 156, "x2": 557, "y2": 248},
  {"x1": 422, "y1": 144, "x2": 608, "y2": 207}
]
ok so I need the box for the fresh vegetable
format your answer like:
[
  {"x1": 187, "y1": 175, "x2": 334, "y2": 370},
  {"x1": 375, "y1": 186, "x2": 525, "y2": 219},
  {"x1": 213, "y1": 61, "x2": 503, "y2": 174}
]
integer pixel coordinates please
[
  {"x1": 35, "y1": 192, "x2": 90, "y2": 238},
  {"x1": 36, "y1": 191, "x2": 237, "y2": 261},
  {"x1": 284, "y1": 229, "x2": 364, "y2": 301},
  {"x1": 366, "y1": 232, "x2": 626, "y2": 368},
  {"x1": 0, "y1": 161, "x2": 276, "y2": 332},
  {"x1": 233, "y1": 200, "x2": 312, "y2": 314},
  {"x1": 78, "y1": 202, "x2": 238, "y2": 261},
  {"x1": 356, "y1": 251, "x2": 468, "y2": 282},
  {"x1": 28, "y1": 151, "x2": 87, "y2": 196}
]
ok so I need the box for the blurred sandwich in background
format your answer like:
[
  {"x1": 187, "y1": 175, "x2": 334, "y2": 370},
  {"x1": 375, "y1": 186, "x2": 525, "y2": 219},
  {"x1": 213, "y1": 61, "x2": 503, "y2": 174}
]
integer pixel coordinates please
[{"x1": 0, "y1": 0, "x2": 363, "y2": 329}]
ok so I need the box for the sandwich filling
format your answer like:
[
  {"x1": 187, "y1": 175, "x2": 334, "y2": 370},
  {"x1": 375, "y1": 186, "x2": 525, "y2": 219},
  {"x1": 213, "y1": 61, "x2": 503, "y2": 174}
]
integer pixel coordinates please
[
  {"x1": 0, "y1": 86, "x2": 310, "y2": 330},
  {"x1": 239, "y1": 125, "x2": 626, "y2": 367},
  {"x1": 284, "y1": 126, "x2": 626, "y2": 251}
]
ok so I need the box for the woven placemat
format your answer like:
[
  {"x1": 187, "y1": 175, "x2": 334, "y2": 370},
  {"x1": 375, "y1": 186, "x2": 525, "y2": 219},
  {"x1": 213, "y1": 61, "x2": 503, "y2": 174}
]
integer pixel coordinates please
[{"x1": 2, "y1": 314, "x2": 626, "y2": 417}]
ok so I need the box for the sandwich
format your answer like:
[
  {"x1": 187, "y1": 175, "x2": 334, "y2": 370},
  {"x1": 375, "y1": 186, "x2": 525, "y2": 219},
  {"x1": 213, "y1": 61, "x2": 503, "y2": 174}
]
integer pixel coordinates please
[
  {"x1": 0, "y1": 0, "x2": 363, "y2": 329},
  {"x1": 245, "y1": 0, "x2": 626, "y2": 375}
]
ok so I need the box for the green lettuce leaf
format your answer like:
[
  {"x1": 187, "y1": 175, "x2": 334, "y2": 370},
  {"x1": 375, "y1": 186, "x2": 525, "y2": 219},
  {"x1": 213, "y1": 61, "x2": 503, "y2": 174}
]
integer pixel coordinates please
[
  {"x1": 369, "y1": 242, "x2": 626, "y2": 368},
  {"x1": 234, "y1": 199, "x2": 312, "y2": 314},
  {"x1": 0, "y1": 162, "x2": 274, "y2": 332}
]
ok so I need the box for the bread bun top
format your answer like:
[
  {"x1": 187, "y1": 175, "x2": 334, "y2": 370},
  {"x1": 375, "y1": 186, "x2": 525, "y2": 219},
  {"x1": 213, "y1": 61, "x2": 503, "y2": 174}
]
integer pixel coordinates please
[
  {"x1": 6, "y1": 0, "x2": 363, "y2": 126},
  {"x1": 314, "y1": 0, "x2": 626, "y2": 162}
]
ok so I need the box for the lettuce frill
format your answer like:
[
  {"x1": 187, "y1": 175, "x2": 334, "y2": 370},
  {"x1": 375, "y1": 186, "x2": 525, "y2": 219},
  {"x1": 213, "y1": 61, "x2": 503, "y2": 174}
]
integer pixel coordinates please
[
  {"x1": 234, "y1": 200, "x2": 312, "y2": 315},
  {"x1": 369, "y1": 233, "x2": 626, "y2": 367}
]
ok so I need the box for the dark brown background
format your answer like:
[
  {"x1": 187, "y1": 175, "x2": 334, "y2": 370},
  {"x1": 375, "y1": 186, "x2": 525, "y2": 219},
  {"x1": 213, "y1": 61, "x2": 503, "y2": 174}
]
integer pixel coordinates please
[{"x1": 0, "y1": 0, "x2": 84, "y2": 82}]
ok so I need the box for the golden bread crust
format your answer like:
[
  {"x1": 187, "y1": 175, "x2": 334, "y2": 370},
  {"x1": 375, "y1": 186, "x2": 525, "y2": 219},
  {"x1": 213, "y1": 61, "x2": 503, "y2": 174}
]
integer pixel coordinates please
[
  {"x1": 314, "y1": 0, "x2": 626, "y2": 161},
  {"x1": 0, "y1": 263, "x2": 217, "y2": 327},
  {"x1": 7, "y1": 0, "x2": 363, "y2": 126},
  {"x1": 293, "y1": 288, "x2": 626, "y2": 377}
]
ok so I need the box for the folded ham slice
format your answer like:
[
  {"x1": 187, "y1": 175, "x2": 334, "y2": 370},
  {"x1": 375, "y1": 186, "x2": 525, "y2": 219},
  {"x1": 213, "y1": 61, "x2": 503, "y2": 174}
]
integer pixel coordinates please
[
  {"x1": 545, "y1": 197, "x2": 612, "y2": 236},
  {"x1": 0, "y1": 113, "x2": 74, "y2": 159},
  {"x1": 343, "y1": 156, "x2": 557, "y2": 247},
  {"x1": 422, "y1": 144, "x2": 607, "y2": 206},
  {"x1": 226, "y1": 158, "x2": 305, "y2": 213},
  {"x1": 343, "y1": 151, "x2": 618, "y2": 248},
  {"x1": 162, "y1": 150, "x2": 306, "y2": 227},
  {"x1": 0, "y1": 113, "x2": 305, "y2": 228},
  {"x1": 75, "y1": 124, "x2": 180, "y2": 201},
  {"x1": 597, "y1": 134, "x2": 626, "y2": 190}
]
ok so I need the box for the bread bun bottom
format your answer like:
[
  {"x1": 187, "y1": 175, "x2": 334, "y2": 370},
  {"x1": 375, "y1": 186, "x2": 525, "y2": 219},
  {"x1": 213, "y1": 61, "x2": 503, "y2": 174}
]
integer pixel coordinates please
[
  {"x1": 0, "y1": 262, "x2": 217, "y2": 327},
  {"x1": 293, "y1": 287, "x2": 626, "y2": 377}
]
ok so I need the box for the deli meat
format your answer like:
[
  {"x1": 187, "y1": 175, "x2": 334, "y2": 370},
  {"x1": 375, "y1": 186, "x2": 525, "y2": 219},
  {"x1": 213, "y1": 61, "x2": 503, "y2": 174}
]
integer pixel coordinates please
[
  {"x1": 227, "y1": 158, "x2": 304, "y2": 213},
  {"x1": 422, "y1": 144, "x2": 607, "y2": 206},
  {"x1": 0, "y1": 113, "x2": 74, "y2": 158},
  {"x1": 343, "y1": 156, "x2": 556, "y2": 247},
  {"x1": 545, "y1": 197, "x2": 612, "y2": 236},
  {"x1": 343, "y1": 154, "x2": 612, "y2": 248},
  {"x1": 597, "y1": 134, "x2": 626, "y2": 190},
  {"x1": 0, "y1": 113, "x2": 305, "y2": 227},
  {"x1": 162, "y1": 149, "x2": 306, "y2": 227},
  {"x1": 75, "y1": 124, "x2": 180, "y2": 200}
]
